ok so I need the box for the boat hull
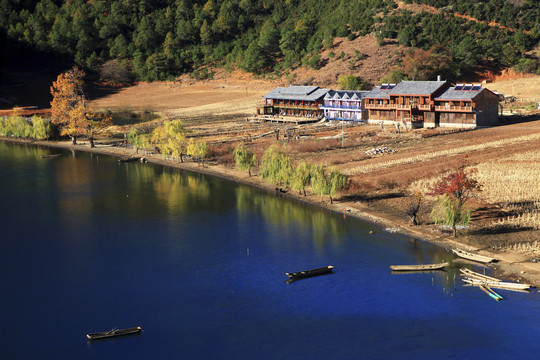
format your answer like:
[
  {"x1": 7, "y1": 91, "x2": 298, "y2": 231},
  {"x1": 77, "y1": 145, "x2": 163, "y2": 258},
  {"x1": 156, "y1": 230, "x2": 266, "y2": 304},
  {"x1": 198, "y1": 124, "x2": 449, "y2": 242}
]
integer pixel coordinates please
[
  {"x1": 86, "y1": 327, "x2": 142, "y2": 340},
  {"x1": 452, "y1": 249, "x2": 496, "y2": 263},
  {"x1": 390, "y1": 262, "x2": 449, "y2": 271},
  {"x1": 285, "y1": 266, "x2": 334, "y2": 279}
]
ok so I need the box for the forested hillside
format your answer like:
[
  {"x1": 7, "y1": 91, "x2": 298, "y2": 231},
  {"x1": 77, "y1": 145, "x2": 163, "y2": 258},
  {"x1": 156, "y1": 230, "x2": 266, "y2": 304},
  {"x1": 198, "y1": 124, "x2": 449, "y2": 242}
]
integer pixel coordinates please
[{"x1": 1, "y1": 0, "x2": 539, "y2": 83}]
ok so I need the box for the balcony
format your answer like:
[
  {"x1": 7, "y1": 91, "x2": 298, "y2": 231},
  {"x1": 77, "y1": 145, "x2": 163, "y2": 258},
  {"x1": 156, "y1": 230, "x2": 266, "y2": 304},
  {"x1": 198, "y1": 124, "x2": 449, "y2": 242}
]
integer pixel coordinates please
[
  {"x1": 435, "y1": 105, "x2": 473, "y2": 112},
  {"x1": 364, "y1": 103, "x2": 396, "y2": 110},
  {"x1": 321, "y1": 104, "x2": 362, "y2": 109},
  {"x1": 273, "y1": 104, "x2": 319, "y2": 110}
]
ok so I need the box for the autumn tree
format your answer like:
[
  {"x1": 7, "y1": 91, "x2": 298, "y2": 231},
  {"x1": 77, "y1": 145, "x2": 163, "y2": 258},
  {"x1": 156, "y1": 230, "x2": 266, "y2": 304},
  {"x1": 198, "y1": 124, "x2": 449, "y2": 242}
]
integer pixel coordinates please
[
  {"x1": 428, "y1": 167, "x2": 482, "y2": 237},
  {"x1": 151, "y1": 120, "x2": 187, "y2": 161},
  {"x1": 260, "y1": 144, "x2": 292, "y2": 186},
  {"x1": 50, "y1": 66, "x2": 111, "y2": 146},
  {"x1": 233, "y1": 143, "x2": 258, "y2": 176},
  {"x1": 291, "y1": 162, "x2": 311, "y2": 196},
  {"x1": 186, "y1": 138, "x2": 208, "y2": 166}
]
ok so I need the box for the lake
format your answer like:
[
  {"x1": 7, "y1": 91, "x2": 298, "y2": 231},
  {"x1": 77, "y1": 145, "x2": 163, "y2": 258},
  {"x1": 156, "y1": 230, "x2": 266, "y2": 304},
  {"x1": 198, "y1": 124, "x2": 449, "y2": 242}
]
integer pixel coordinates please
[{"x1": 1, "y1": 140, "x2": 540, "y2": 360}]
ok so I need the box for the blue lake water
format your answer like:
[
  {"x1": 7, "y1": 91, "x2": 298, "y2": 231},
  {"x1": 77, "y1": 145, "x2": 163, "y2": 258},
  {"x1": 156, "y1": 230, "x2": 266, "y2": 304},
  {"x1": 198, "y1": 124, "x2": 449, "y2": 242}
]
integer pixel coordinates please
[{"x1": 2, "y1": 140, "x2": 540, "y2": 359}]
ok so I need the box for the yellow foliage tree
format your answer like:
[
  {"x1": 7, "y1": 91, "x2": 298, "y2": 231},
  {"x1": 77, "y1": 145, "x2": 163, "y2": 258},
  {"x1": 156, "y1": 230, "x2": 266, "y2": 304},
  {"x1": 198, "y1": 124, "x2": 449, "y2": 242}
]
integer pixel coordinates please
[{"x1": 50, "y1": 66, "x2": 111, "y2": 146}]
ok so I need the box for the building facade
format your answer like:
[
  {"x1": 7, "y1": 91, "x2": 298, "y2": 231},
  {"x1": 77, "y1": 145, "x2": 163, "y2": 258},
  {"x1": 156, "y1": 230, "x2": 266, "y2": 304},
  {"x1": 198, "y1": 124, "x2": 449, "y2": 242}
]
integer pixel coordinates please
[
  {"x1": 320, "y1": 90, "x2": 370, "y2": 122},
  {"x1": 364, "y1": 81, "x2": 499, "y2": 128},
  {"x1": 257, "y1": 85, "x2": 329, "y2": 120}
]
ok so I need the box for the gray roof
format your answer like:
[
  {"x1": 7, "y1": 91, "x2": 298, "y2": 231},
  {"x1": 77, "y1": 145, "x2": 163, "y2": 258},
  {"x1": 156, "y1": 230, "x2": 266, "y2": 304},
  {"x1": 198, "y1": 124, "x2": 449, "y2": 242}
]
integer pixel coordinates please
[
  {"x1": 389, "y1": 81, "x2": 448, "y2": 95},
  {"x1": 325, "y1": 90, "x2": 370, "y2": 100},
  {"x1": 364, "y1": 86, "x2": 393, "y2": 99},
  {"x1": 435, "y1": 86, "x2": 486, "y2": 101},
  {"x1": 263, "y1": 86, "x2": 329, "y2": 101},
  {"x1": 365, "y1": 81, "x2": 448, "y2": 99}
]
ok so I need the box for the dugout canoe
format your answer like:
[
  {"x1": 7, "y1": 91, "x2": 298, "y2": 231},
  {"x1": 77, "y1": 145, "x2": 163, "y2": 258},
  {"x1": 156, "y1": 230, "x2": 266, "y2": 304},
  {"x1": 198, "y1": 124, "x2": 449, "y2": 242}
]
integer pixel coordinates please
[
  {"x1": 460, "y1": 268, "x2": 502, "y2": 282},
  {"x1": 86, "y1": 326, "x2": 142, "y2": 340},
  {"x1": 390, "y1": 262, "x2": 449, "y2": 271},
  {"x1": 285, "y1": 266, "x2": 334, "y2": 279},
  {"x1": 452, "y1": 249, "x2": 496, "y2": 264},
  {"x1": 462, "y1": 277, "x2": 532, "y2": 291}
]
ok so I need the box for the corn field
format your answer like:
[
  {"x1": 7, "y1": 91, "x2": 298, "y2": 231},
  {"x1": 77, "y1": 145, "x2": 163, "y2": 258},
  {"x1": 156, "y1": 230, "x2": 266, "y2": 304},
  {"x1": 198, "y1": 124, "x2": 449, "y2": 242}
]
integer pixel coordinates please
[
  {"x1": 410, "y1": 149, "x2": 540, "y2": 230},
  {"x1": 345, "y1": 132, "x2": 540, "y2": 175}
]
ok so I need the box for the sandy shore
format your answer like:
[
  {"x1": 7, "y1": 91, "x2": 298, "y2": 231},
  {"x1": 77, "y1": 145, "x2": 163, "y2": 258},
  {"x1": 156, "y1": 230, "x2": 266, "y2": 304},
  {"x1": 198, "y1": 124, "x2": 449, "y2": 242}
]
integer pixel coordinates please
[{"x1": 7, "y1": 137, "x2": 540, "y2": 288}]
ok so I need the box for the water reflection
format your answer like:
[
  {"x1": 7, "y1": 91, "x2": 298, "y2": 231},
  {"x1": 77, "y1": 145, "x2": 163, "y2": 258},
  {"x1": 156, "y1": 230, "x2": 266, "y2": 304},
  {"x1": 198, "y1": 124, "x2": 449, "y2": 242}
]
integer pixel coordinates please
[{"x1": 236, "y1": 186, "x2": 347, "y2": 251}]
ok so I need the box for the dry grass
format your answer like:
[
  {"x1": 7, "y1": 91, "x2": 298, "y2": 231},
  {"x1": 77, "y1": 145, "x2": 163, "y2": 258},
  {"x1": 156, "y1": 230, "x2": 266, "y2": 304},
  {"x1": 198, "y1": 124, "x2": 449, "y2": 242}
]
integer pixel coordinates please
[
  {"x1": 410, "y1": 149, "x2": 540, "y2": 230},
  {"x1": 345, "y1": 132, "x2": 540, "y2": 175}
]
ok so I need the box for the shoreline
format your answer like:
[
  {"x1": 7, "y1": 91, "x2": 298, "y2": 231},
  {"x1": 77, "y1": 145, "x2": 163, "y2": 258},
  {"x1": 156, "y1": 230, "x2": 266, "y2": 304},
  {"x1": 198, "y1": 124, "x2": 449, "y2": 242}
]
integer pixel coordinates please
[{"x1": 5, "y1": 136, "x2": 540, "y2": 288}]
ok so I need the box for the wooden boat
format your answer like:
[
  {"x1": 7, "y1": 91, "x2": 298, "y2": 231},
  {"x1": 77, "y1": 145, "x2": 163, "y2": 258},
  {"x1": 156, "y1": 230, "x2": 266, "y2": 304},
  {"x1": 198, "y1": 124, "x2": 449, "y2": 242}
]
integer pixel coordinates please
[
  {"x1": 452, "y1": 249, "x2": 496, "y2": 263},
  {"x1": 390, "y1": 262, "x2": 449, "y2": 271},
  {"x1": 40, "y1": 154, "x2": 61, "y2": 158},
  {"x1": 285, "y1": 266, "x2": 334, "y2": 279},
  {"x1": 462, "y1": 277, "x2": 532, "y2": 291},
  {"x1": 459, "y1": 268, "x2": 502, "y2": 282},
  {"x1": 479, "y1": 286, "x2": 503, "y2": 301},
  {"x1": 86, "y1": 326, "x2": 142, "y2": 340}
]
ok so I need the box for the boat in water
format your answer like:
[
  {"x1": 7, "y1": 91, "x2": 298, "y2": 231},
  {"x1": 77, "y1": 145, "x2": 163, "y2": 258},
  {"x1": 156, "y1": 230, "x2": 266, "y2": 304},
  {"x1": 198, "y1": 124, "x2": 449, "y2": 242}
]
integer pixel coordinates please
[
  {"x1": 86, "y1": 326, "x2": 142, "y2": 340},
  {"x1": 285, "y1": 266, "x2": 334, "y2": 279},
  {"x1": 390, "y1": 262, "x2": 449, "y2": 271}
]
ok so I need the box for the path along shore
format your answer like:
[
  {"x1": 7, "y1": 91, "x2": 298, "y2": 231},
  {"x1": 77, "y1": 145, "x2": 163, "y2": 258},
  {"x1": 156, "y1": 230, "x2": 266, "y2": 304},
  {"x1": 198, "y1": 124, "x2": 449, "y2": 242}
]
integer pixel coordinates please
[{"x1": 6, "y1": 137, "x2": 540, "y2": 288}]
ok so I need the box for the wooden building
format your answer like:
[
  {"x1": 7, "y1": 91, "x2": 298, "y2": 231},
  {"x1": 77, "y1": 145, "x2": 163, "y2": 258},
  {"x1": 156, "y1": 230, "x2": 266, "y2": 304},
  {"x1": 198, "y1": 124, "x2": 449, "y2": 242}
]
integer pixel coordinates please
[
  {"x1": 257, "y1": 86, "x2": 329, "y2": 120},
  {"x1": 433, "y1": 84, "x2": 499, "y2": 128},
  {"x1": 321, "y1": 90, "x2": 370, "y2": 122},
  {"x1": 364, "y1": 80, "x2": 499, "y2": 129}
]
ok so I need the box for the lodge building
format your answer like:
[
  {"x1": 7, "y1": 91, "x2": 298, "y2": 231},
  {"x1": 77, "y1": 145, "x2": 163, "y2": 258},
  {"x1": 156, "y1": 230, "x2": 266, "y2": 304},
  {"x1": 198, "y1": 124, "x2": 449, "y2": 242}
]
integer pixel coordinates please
[
  {"x1": 364, "y1": 80, "x2": 499, "y2": 128},
  {"x1": 257, "y1": 85, "x2": 329, "y2": 120},
  {"x1": 257, "y1": 81, "x2": 499, "y2": 128}
]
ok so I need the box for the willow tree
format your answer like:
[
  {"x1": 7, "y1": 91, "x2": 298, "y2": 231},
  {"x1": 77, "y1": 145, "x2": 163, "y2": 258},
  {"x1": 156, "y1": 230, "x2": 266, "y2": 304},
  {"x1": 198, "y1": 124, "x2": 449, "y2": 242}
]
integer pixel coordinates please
[
  {"x1": 260, "y1": 144, "x2": 292, "y2": 186},
  {"x1": 151, "y1": 120, "x2": 187, "y2": 161},
  {"x1": 233, "y1": 143, "x2": 258, "y2": 176},
  {"x1": 291, "y1": 161, "x2": 311, "y2": 196},
  {"x1": 311, "y1": 165, "x2": 348, "y2": 204},
  {"x1": 50, "y1": 66, "x2": 111, "y2": 146},
  {"x1": 186, "y1": 138, "x2": 208, "y2": 166}
]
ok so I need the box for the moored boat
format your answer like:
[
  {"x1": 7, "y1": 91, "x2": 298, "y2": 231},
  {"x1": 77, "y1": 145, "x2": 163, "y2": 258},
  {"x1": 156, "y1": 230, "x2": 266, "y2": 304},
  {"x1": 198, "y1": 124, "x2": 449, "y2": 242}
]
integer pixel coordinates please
[
  {"x1": 390, "y1": 262, "x2": 449, "y2": 271},
  {"x1": 462, "y1": 277, "x2": 532, "y2": 291},
  {"x1": 479, "y1": 286, "x2": 503, "y2": 301},
  {"x1": 40, "y1": 154, "x2": 61, "y2": 158},
  {"x1": 459, "y1": 268, "x2": 502, "y2": 282},
  {"x1": 285, "y1": 266, "x2": 334, "y2": 279},
  {"x1": 452, "y1": 249, "x2": 496, "y2": 263},
  {"x1": 86, "y1": 326, "x2": 142, "y2": 340}
]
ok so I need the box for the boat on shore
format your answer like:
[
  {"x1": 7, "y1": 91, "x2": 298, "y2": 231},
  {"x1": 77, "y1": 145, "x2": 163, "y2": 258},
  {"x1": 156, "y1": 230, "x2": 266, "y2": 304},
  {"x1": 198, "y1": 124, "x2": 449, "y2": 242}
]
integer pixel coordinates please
[
  {"x1": 390, "y1": 262, "x2": 449, "y2": 271},
  {"x1": 285, "y1": 266, "x2": 334, "y2": 279},
  {"x1": 452, "y1": 249, "x2": 497, "y2": 263},
  {"x1": 462, "y1": 277, "x2": 532, "y2": 291},
  {"x1": 86, "y1": 326, "x2": 142, "y2": 340},
  {"x1": 460, "y1": 268, "x2": 502, "y2": 282}
]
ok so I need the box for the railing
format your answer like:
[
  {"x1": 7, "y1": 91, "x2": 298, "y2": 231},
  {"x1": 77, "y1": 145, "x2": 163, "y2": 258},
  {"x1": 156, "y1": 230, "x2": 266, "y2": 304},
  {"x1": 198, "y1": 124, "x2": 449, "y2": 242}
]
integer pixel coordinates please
[
  {"x1": 435, "y1": 105, "x2": 473, "y2": 112},
  {"x1": 418, "y1": 104, "x2": 431, "y2": 110},
  {"x1": 396, "y1": 104, "x2": 412, "y2": 110},
  {"x1": 325, "y1": 116, "x2": 363, "y2": 122},
  {"x1": 364, "y1": 103, "x2": 395, "y2": 109},
  {"x1": 273, "y1": 104, "x2": 319, "y2": 110},
  {"x1": 321, "y1": 104, "x2": 362, "y2": 109}
]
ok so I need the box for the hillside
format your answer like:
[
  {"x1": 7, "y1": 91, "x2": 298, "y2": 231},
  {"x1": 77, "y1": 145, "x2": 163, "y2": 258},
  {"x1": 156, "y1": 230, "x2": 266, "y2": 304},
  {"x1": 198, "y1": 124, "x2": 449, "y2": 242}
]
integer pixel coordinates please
[{"x1": 1, "y1": 0, "x2": 538, "y2": 85}]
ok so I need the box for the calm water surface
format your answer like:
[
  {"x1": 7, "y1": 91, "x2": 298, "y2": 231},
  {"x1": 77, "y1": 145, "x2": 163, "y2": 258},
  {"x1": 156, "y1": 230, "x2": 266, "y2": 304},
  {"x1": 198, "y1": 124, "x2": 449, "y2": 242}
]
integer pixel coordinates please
[{"x1": 1, "y1": 141, "x2": 540, "y2": 360}]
